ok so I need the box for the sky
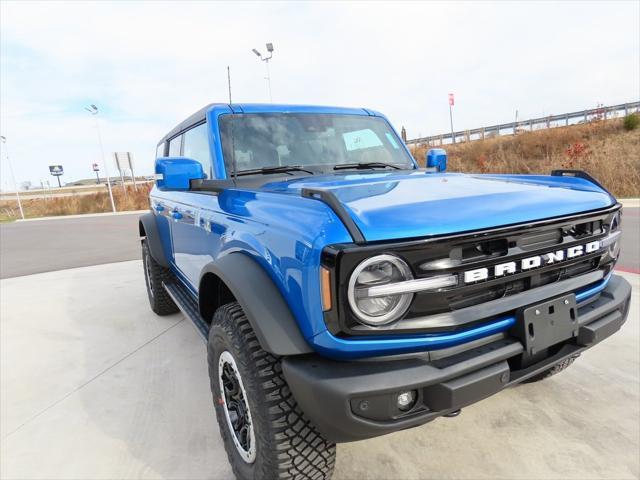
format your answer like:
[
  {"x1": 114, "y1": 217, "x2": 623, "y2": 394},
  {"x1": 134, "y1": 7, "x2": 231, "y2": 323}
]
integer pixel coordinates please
[{"x1": 1, "y1": 0, "x2": 639, "y2": 189}]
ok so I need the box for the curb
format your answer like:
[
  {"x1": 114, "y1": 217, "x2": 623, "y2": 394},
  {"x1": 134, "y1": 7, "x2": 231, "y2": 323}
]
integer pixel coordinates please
[
  {"x1": 15, "y1": 210, "x2": 149, "y2": 222},
  {"x1": 619, "y1": 198, "x2": 640, "y2": 208}
]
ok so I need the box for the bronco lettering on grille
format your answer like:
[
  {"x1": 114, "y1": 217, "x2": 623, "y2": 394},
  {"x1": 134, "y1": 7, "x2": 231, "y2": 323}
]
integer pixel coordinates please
[{"x1": 463, "y1": 240, "x2": 600, "y2": 284}]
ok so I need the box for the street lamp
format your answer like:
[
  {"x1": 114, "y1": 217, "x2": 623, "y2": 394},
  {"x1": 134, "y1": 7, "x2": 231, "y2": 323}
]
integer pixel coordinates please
[
  {"x1": 84, "y1": 104, "x2": 116, "y2": 212},
  {"x1": 251, "y1": 42, "x2": 274, "y2": 102},
  {"x1": 0, "y1": 136, "x2": 25, "y2": 219}
]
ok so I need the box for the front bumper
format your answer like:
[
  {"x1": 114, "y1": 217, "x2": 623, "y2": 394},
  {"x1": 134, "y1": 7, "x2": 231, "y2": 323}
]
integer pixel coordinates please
[{"x1": 282, "y1": 274, "x2": 632, "y2": 443}]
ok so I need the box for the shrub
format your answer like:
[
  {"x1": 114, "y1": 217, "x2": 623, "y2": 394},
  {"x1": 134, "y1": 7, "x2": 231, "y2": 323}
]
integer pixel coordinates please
[
  {"x1": 0, "y1": 182, "x2": 153, "y2": 221},
  {"x1": 565, "y1": 141, "x2": 590, "y2": 162},
  {"x1": 623, "y1": 113, "x2": 639, "y2": 131},
  {"x1": 413, "y1": 118, "x2": 640, "y2": 198}
]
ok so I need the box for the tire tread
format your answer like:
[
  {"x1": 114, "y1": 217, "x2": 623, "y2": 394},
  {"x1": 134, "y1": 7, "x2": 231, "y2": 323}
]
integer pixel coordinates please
[
  {"x1": 142, "y1": 240, "x2": 179, "y2": 316},
  {"x1": 208, "y1": 302, "x2": 335, "y2": 480}
]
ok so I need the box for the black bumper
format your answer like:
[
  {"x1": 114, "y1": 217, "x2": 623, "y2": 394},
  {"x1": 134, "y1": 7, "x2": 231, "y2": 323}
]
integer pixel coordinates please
[{"x1": 282, "y1": 274, "x2": 632, "y2": 443}]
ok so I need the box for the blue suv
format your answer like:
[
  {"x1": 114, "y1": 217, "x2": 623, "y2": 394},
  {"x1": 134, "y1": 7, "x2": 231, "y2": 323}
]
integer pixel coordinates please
[{"x1": 139, "y1": 103, "x2": 631, "y2": 480}]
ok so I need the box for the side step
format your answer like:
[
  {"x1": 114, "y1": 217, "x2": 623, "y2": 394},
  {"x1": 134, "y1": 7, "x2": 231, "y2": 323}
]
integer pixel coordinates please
[{"x1": 163, "y1": 280, "x2": 209, "y2": 341}]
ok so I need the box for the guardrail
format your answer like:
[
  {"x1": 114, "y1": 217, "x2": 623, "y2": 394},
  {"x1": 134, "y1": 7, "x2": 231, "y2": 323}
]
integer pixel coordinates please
[{"x1": 406, "y1": 101, "x2": 640, "y2": 146}]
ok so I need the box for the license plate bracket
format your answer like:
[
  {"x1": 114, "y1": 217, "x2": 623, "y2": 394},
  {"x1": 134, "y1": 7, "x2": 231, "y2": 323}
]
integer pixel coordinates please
[{"x1": 516, "y1": 294, "x2": 578, "y2": 356}]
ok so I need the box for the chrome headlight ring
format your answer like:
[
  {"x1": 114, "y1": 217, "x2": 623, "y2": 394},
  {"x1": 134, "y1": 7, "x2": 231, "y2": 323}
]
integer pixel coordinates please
[
  {"x1": 347, "y1": 254, "x2": 414, "y2": 326},
  {"x1": 607, "y1": 211, "x2": 622, "y2": 259},
  {"x1": 347, "y1": 254, "x2": 458, "y2": 327}
]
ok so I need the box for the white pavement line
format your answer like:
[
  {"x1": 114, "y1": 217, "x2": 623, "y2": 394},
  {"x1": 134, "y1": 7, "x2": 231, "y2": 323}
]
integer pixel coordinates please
[
  {"x1": 15, "y1": 209, "x2": 149, "y2": 222},
  {"x1": 2, "y1": 317, "x2": 184, "y2": 440}
]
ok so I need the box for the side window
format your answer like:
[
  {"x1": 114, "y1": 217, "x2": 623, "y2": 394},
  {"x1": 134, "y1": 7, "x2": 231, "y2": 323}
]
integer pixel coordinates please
[
  {"x1": 182, "y1": 122, "x2": 212, "y2": 178},
  {"x1": 156, "y1": 142, "x2": 165, "y2": 159},
  {"x1": 169, "y1": 135, "x2": 182, "y2": 157}
]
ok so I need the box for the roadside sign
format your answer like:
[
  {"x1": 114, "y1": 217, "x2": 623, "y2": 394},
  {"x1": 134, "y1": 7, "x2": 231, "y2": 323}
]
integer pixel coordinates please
[
  {"x1": 49, "y1": 165, "x2": 64, "y2": 187},
  {"x1": 448, "y1": 93, "x2": 455, "y2": 106},
  {"x1": 92, "y1": 163, "x2": 100, "y2": 184},
  {"x1": 113, "y1": 152, "x2": 137, "y2": 190},
  {"x1": 49, "y1": 165, "x2": 64, "y2": 176},
  {"x1": 114, "y1": 152, "x2": 134, "y2": 172}
]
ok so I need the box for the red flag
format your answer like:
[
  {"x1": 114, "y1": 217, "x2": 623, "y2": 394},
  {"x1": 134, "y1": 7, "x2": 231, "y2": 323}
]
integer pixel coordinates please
[{"x1": 448, "y1": 93, "x2": 454, "y2": 106}]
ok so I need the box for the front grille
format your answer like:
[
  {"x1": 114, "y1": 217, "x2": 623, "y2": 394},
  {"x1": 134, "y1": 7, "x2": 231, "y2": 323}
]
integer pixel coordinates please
[
  {"x1": 445, "y1": 257, "x2": 601, "y2": 312},
  {"x1": 322, "y1": 205, "x2": 620, "y2": 336}
]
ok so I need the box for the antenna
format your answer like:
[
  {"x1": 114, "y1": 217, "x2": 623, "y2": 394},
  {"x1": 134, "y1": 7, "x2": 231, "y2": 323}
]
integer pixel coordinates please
[{"x1": 227, "y1": 66, "x2": 232, "y2": 104}]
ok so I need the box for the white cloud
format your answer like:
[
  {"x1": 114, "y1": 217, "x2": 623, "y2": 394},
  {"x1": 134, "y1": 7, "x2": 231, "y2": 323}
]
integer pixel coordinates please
[{"x1": 1, "y1": 0, "x2": 639, "y2": 187}]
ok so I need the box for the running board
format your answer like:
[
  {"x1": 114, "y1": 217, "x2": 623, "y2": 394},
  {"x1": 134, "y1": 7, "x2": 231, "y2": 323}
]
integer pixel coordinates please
[{"x1": 163, "y1": 280, "x2": 209, "y2": 341}]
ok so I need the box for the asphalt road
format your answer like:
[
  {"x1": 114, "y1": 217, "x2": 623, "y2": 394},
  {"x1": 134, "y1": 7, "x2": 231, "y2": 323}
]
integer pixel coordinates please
[
  {"x1": 620, "y1": 206, "x2": 640, "y2": 273},
  {"x1": 1, "y1": 207, "x2": 638, "y2": 279},
  {"x1": 0, "y1": 213, "x2": 143, "y2": 279}
]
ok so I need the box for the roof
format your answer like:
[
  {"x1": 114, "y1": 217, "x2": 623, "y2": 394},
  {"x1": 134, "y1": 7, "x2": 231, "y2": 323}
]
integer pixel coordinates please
[{"x1": 158, "y1": 103, "x2": 377, "y2": 145}]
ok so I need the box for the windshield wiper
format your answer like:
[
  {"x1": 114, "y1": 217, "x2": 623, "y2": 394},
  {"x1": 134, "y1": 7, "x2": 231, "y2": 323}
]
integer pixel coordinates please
[
  {"x1": 333, "y1": 162, "x2": 401, "y2": 171},
  {"x1": 235, "y1": 165, "x2": 315, "y2": 177}
]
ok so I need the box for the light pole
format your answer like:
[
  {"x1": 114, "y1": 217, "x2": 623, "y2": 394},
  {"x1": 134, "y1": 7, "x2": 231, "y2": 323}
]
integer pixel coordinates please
[
  {"x1": 252, "y1": 43, "x2": 274, "y2": 102},
  {"x1": 0, "y1": 136, "x2": 25, "y2": 219},
  {"x1": 84, "y1": 104, "x2": 116, "y2": 212},
  {"x1": 448, "y1": 93, "x2": 455, "y2": 144}
]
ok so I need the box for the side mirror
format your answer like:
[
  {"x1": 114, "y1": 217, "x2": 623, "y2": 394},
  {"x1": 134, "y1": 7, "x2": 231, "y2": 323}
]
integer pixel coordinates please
[
  {"x1": 426, "y1": 148, "x2": 447, "y2": 172},
  {"x1": 155, "y1": 157, "x2": 205, "y2": 190}
]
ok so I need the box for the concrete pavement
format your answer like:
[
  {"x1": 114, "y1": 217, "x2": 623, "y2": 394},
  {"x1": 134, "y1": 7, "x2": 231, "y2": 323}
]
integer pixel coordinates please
[{"x1": 1, "y1": 261, "x2": 638, "y2": 479}]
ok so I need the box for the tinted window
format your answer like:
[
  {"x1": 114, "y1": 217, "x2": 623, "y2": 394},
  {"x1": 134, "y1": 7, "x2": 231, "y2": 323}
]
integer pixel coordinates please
[
  {"x1": 169, "y1": 135, "x2": 182, "y2": 157},
  {"x1": 183, "y1": 123, "x2": 212, "y2": 178},
  {"x1": 218, "y1": 113, "x2": 413, "y2": 174}
]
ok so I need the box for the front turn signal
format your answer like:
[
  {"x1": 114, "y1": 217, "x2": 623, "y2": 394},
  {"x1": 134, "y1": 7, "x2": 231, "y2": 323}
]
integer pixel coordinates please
[{"x1": 320, "y1": 267, "x2": 332, "y2": 312}]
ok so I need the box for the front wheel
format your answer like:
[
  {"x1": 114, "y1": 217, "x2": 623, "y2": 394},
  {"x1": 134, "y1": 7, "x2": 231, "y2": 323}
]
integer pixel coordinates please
[
  {"x1": 208, "y1": 302, "x2": 336, "y2": 480},
  {"x1": 141, "y1": 239, "x2": 179, "y2": 316}
]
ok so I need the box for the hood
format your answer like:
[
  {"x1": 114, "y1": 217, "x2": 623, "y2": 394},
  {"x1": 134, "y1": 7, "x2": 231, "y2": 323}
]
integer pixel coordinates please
[{"x1": 261, "y1": 171, "x2": 616, "y2": 242}]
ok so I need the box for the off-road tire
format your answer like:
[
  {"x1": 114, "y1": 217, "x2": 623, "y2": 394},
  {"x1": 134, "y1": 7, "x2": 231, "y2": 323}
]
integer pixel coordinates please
[
  {"x1": 141, "y1": 239, "x2": 179, "y2": 316},
  {"x1": 208, "y1": 302, "x2": 336, "y2": 480},
  {"x1": 523, "y1": 356, "x2": 576, "y2": 383}
]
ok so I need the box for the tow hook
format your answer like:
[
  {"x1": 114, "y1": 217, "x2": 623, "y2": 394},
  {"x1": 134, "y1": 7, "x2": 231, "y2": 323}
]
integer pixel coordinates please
[{"x1": 444, "y1": 409, "x2": 461, "y2": 418}]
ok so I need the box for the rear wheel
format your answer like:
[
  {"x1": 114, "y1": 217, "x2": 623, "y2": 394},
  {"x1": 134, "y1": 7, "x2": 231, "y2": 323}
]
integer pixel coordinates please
[
  {"x1": 208, "y1": 302, "x2": 336, "y2": 480},
  {"x1": 523, "y1": 356, "x2": 577, "y2": 383},
  {"x1": 141, "y1": 239, "x2": 179, "y2": 316}
]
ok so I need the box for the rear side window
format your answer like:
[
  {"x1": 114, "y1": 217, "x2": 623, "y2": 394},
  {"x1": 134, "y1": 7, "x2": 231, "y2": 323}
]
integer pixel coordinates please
[
  {"x1": 183, "y1": 123, "x2": 212, "y2": 178},
  {"x1": 156, "y1": 143, "x2": 165, "y2": 158},
  {"x1": 169, "y1": 135, "x2": 182, "y2": 157}
]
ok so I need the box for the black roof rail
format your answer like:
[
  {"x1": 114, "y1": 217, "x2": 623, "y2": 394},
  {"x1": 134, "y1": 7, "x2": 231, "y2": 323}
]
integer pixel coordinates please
[
  {"x1": 551, "y1": 169, "x2": 609, "y2": 193},
  {"x1": 301, "y1": 188, "x2": 366, "y2": 244}
]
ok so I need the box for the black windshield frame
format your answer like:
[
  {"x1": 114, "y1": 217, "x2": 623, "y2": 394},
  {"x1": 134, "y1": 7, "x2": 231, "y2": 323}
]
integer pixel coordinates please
[{"x1": 218, "y1": 113, "x2": 416, "y2": 177}]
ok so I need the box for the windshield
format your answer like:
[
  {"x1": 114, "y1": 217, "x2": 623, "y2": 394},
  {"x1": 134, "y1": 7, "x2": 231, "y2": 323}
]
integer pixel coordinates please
[{"x1": 218, "y1": 113, "x2": 415, "y2": 175}]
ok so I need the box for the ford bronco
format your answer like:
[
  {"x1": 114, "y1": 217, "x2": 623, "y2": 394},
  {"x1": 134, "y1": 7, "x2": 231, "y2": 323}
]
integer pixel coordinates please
[{"x1": 139, "y1": 103, "x2": 631, "y2": 480}]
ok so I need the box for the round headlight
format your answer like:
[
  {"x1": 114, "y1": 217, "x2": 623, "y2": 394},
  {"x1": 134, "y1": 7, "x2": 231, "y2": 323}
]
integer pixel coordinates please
[
  {"x1": 608, "y1": 211, "x2": 622, "y2": 258},
  {"x1": 348, "y1": 254, "x2": 413, "y2": 326},
  {"x1": 610, "y1": 211, "x2": 621, "y2": 232}
]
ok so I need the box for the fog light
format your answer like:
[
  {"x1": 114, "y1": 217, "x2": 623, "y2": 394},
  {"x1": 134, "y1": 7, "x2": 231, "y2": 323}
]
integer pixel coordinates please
[{"x1": 397, "y1": 390, "x2": 417, "y2": 411}]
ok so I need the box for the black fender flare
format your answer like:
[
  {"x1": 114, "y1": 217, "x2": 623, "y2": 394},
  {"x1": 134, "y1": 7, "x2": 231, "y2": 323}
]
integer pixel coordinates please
[
  {"x1": 201, "y1": 253, "x2": 313, "y2": 356},
  {"x1": 139, "y1": 213, "x2": 169, "y2": 268}
]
